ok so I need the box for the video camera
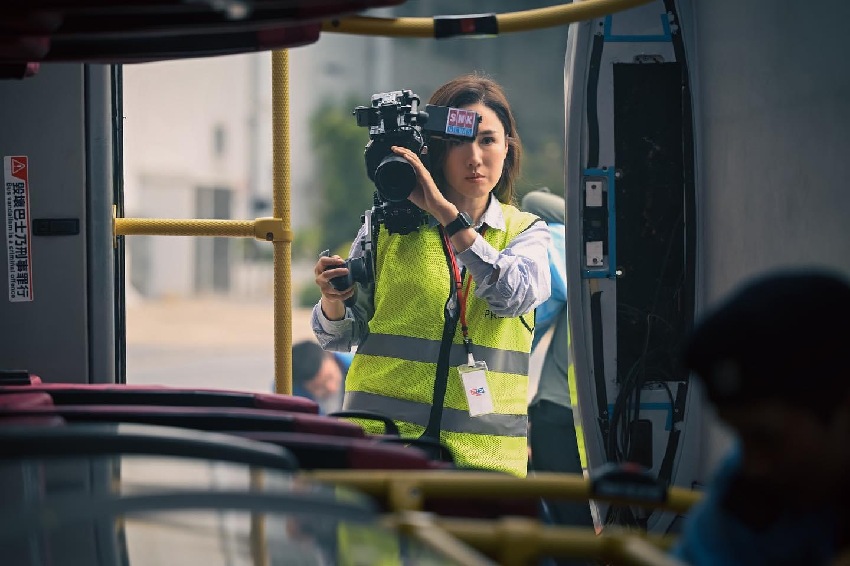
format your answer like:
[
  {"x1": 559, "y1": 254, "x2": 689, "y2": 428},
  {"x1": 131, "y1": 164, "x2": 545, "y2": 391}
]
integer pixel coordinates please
[
  {"x1": 353, "y1": 89, "x2": 481, "y2": 235},
  {"x1": 325, "y1": 90, "x2": 481, "y2": 298}
]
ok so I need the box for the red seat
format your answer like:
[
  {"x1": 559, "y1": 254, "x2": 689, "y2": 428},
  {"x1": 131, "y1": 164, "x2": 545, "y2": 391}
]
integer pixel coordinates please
[
  {"x1": 0, "y1": 392, "x2": 52, "y2": 409},
  {"x1": 0, "y1": 392, "x2": 64, "y2": 426},
  {"x1": 0, "y1": 404, "x2": 364, "y2": 437},
  {"x1": 0, "y1": 0, "x2": 407, "y2": 66},
  {"x1": 240, "y1": 430, "x2": 451, "y2": 471},
  {"x1": 0, "y1": 383, "x2": 319, "y2": 414}
]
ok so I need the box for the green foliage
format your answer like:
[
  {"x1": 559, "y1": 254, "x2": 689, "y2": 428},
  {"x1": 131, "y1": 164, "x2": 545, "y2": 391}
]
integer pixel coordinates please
[
  {"x1": 296, "y1": 280, "x2": 323, "y2": 308},
  {"x1": 309, "y1": 95, "x2": 375, "y2": 254},
  {"x1": 517, "y1": 135, "x2": 566, "y2": 202},
  {"x1": 292, "y1": 226, "x2": 322, "y2": 261}
]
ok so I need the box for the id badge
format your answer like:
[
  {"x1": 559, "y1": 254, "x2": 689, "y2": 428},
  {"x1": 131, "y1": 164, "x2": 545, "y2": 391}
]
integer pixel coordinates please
[{"x1": 459, "y1": 361, "x2": 494, "y2": 417}]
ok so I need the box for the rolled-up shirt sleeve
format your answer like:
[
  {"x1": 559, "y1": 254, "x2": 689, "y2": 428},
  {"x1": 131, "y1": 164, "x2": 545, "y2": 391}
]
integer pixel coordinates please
[
  {"x1": 457, "y1": 220, "x2": 552, "y2": 318},
  {"x1": 312, "y1": 304, "x2": 353, "y2": 352},
  {"x1": 311, "y1": 277, "x2": 373, "y2": 352}
]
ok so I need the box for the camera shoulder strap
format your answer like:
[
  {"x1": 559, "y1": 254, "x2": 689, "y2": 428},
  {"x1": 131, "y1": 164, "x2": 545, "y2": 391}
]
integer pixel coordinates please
[
  {"x1": 367, "y1": 207, "x2": 379, "y2": 277},
  {"x1": 419, "y1": 226, "x2": 461, "y2": 446}
]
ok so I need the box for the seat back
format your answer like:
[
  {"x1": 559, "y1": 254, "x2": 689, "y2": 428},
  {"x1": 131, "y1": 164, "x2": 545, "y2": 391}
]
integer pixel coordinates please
[
  {"x1": 0, "y1": 383, "x2": 319, "y2": 414},
  {"x1": 0, "y1": 404, "x2": 364, "y2": 437},
  {"x1": 241, "y1": 431, "x2": 451, "y2": 471},
  {"x1": 0, "y1": 392, "x2": 64, "y2": 426}
]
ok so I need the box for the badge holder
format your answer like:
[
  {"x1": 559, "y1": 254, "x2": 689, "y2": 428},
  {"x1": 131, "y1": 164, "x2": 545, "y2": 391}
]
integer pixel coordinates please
[{"x1": 459, "y1": 355, "x2": 493, "y2": 417}]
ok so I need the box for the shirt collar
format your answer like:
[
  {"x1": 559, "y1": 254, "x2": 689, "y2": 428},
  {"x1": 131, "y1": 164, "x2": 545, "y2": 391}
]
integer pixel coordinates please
[{"x1": 427, "y1": 193, "x2": 505, "y2": 232}]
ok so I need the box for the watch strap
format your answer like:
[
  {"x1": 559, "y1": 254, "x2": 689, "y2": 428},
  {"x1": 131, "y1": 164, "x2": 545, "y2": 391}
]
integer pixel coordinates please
[{"x1": 444, "y1": 211, "x2": 472, "y2": 237}]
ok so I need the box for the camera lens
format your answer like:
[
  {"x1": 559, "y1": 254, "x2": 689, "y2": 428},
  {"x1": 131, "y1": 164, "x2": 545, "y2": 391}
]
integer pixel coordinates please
[
  {"x1": 329, "y1": 267, "x2": 353, "y2": 292},
  {"x1": 374, "y1": 155, "x2": 417, "y2": 202},
  {"x1": 347, "y1": 256, "x2": 369, "y2": 284},
  {"x1": 328, "y1": 255, "x2": 374, "y2": 292}
]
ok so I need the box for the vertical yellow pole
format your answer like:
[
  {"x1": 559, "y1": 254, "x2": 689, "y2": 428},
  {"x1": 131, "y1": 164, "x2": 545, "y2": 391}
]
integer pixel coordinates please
[
  {"x1": 249, "y1": 469, "x2": 269, "y2": 566},
  {"x1": 271, "y1": 49, "x2": 293, "y2": 395},
  {"x1": 250, "y1": 48, "x2": 293, "y2": 566}
]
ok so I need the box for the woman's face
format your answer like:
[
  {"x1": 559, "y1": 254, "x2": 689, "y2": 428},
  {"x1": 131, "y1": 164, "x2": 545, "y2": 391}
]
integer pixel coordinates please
[{"x1": 441, "y1": 102, "x2": 509, "y2": 204}]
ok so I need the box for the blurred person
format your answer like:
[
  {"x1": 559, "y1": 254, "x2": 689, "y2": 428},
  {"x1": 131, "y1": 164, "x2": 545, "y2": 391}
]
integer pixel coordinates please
[
  {"x1": 522, "y1": 188, "x2": 595, "y2": 539},
  {"x1": 291, "y1": 340, "x2": 351, "y2": 415},
  {"x1": 312, "y1": 72, "x2": 552, "y2": 477},
  {"x1": 672, "y1": 269, "x2": 850, "y2": 565}
]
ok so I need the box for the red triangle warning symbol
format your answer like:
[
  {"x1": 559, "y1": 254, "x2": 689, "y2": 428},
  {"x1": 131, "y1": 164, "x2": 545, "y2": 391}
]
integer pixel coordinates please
[{"x1": 11, "y1": 158, "x2": 26, "y2": 175}]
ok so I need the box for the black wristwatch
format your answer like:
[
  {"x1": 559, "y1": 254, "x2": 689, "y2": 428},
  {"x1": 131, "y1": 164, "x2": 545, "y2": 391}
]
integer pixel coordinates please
[{"x1": 444, "y1": 211, "x2": 473, "y2": 237}]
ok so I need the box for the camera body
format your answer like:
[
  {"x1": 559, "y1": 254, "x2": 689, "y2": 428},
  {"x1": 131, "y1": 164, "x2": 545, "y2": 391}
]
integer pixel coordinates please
[
  {"x1": 328, "y1": 253, "x2": 373, "y2": 293},
  {"x1": 324, "y1": 210, "x2": 376, "y2": 306},
  {"x1": 354, "y1": 89, "x2": 481, "y2": 235}
]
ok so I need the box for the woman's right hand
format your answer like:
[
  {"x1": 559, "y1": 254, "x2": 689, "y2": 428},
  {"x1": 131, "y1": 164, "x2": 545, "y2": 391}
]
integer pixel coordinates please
[
  {"x1": 391, "y1": 145, "x2": 457, "y2": 225},
  {"x1": 314, "y1": 254, "x2": 355, "y2": 321}
]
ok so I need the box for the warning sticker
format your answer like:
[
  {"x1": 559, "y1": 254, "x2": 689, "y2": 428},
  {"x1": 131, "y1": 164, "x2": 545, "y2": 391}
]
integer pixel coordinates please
[
  {"x1": 445, "y1": 108, "x2": 477, "y2": 138},
  {"x1": 4, "y1": 156, "x2": 33, "y2": 302}
]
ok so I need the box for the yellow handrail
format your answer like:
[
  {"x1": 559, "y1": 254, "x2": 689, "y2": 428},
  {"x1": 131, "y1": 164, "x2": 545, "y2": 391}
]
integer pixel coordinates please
[
  {"x1": 322, "y1": 0, "x2": 655, "y2": 37},
  {"x1": 430, "y1": 518, "x2": 681, "y2": 566},
  {"x1": 304, "y1": 470, "x2": 702, "y2": 514},
  {"x1": 114, "y1": 52, "x2": 296, "y2": 399},
  {"x1": 249, "y1": 469, "x2": 269, "y2": 566},
  {"x1": 271, "y1": 49, "x2": 293, "y2": 397},
  {"x1": 386, "y1": 511, "x2": 685, "y2": 566},
  {"x1": 113, "y1": 217, "x2": 291, "y2": 241},
  {"x1": 390, "y1": 511, "x2": 497, "y2": 566}
]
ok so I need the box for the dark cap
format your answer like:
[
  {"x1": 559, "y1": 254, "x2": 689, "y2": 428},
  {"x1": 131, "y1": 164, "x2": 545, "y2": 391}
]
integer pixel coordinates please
[
  {"x1": 684, "y1": 268, "x2": 850, "y2": 412},
  {"x1": 292, "y1": 340, "x2": 325, "y2": 387}
]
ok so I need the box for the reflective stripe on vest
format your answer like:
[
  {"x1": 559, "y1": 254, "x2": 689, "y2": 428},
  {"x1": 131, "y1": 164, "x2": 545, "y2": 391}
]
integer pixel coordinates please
[
  {"x1": 567, "y1": 320, "x2": 588, "y2": 468},
  {"x1": 343, "y1": 390, "x2": 528, "y2": 437},
  {"x1": 356, "y1": 333, "x2": 529, "y2": 376}
]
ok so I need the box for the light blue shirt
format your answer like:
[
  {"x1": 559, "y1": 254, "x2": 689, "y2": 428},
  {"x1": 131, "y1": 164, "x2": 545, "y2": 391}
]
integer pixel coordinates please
[
  {"x1": 312, "y1": 194, "x2": 552, "y2": 352},
  {"x1": 531, "y1": 222, "x2": 566, "y2": 352},
  {"x1": 529, "y1": 221, "x2": 572, "y2": 407}
]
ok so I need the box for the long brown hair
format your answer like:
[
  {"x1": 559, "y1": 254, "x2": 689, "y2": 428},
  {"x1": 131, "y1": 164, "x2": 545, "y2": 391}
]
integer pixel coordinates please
[{"x1": 427, "y1": 73, "x2": 522, "y2": 205}]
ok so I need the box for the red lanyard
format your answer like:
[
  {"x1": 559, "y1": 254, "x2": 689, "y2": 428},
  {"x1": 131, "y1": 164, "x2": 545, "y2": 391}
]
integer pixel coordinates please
[{"x1": 440, "y1": 225, "x2": 486, "y2": 356}]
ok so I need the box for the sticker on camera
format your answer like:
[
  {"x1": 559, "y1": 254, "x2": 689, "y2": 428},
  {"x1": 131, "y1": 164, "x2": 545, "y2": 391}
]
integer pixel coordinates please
[
  {"x1": 446, "y1": 108, "x2": 476, "y2": 137},
  {"x1": 459, "y1": 361, "x2": 493, "y2": 416}
]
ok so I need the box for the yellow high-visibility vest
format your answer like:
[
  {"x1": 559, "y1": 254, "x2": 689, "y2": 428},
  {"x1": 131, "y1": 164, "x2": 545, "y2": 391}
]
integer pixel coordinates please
[{"x1": 344, "y1": 201, "x2": 539, "y2": 477}]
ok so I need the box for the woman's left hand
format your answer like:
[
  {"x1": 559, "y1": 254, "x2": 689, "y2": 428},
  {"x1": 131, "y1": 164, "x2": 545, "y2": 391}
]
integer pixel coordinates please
[{"x1": 391, "y1": 145, "x2": 456, "y2": 225}]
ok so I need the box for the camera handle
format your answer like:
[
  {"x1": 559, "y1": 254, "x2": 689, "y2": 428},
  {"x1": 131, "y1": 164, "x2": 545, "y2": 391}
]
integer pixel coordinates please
[
  {"x1": 360, "y1": 207, "x2": 379, "y2": 278},
  {"x1": 361, "y1": 208, "x2": 374, "y2": 256}
]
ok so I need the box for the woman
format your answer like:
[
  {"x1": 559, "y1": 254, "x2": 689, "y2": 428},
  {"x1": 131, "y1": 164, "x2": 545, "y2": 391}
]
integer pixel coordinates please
[{"x1": 311, "y1": 73, "x2": 551, "y2": 477}]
